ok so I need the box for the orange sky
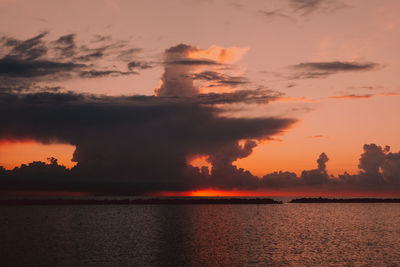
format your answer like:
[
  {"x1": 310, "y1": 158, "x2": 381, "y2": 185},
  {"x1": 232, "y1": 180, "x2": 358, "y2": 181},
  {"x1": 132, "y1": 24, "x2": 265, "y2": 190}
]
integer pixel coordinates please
[{"x1": 0, "y1": 141, "x2": 76, "y2": 170}]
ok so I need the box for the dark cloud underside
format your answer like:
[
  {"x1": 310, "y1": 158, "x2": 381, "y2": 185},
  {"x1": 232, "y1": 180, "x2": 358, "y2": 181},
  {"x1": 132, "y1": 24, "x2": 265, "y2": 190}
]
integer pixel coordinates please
[{"x1": 0, "y1": 91, "x2": 295, "y2": 194}]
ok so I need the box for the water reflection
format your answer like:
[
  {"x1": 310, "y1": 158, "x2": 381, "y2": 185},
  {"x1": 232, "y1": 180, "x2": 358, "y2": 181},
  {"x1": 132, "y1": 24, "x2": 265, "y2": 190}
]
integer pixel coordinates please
[{"x1": 0, "y1": 204, "x2": 399, "y2": 266}]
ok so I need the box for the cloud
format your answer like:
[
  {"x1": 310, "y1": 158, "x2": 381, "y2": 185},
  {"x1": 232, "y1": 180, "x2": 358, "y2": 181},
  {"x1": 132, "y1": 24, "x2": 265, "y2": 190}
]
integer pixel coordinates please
[
  {"x1": 127, "y1": 61, "x2": 153, "y2": 70},
  {"x1": 307, "y1": 135, "x2": 324, "y2": 138},
  {"x1": 286, "y1": 61, "x2": 380, "y2": 79},
  {"x1": 0, "y1": 85, "x2": 63, "y2": 94},
  {"x1": 0, "y1": 32, "x2": 146, "y2": 91},
  {"x1": 2, "y1": 32, "x2": 49, "y2": 61},
  {"x1": 329, "y1": 94, "x2": 373, "y2": 100},
  {"x1": 189, "y1": 71, "x2": 248, "y2": 88},
  {"x1": 53, "y1": 34, "x2": 76, "y2": 58},
  {"x1": 381, "y1": 152, "x2": 400, "y2": 184},
  {"x1": 1, "y1": 102, "x2": 399, "y2": 195},
  {"x1": 260, "y1": 144, "x2": 400, "y2": 193},
  {"x1": 0, "y1": 58, "x2": 85, "y2": 78},
  {"x1": 155, "y1": 44, "x2": 202, "y2": 97},
  {"x1": 259, "y1": 10, "x2": 296, "y2": 23},
  {"x1": 116, "y1": 48, "x2": 143, "y2": 62},
  {"x1": 258, "y1": 0, "x2": 347, "y2": 24},
  {"x1": 155, "y1": 43, "x2": 249, "y2": 97},
  {"x1": 1, "y1": 41, "x2": 397, "y2": 195},
  {"x1": 195, "y1": 88, "x2": 280, "y2": 104},
  {"x1": 0, "y1": 41, "x2": 297, "y2": 194},
  {"x1": 288, "y1": 0, "x2": 347, "y2": 16},
  {"x1": 329, "y1": 92, "x2": 400, "y2": 100},
  {"x1": 79, "y1": 70, "x2": 138, "y2": 78},
  {"x1": 0, "y1": 88, "x2": 295, "y2": 194},
  {"x1": 380, "y1": 92, "x2": 400, "y2": 97},
  {"x1": 293, "y1": 61, "x2": 379, "y2": 72}
]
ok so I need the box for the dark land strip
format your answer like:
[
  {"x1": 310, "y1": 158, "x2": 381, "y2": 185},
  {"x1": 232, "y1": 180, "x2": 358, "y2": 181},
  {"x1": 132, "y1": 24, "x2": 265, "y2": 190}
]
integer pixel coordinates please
[{"x1": 0, "y1": 198, "x2": 282, "y2": 205}]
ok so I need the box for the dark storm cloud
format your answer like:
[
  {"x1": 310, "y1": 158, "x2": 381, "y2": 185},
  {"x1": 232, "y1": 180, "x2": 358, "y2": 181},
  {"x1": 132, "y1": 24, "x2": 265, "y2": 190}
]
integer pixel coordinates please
[
  {"x1": 0, "y1": 91, "x2": 399, "y2": 194},
  {"x1": 0, "y1": 90, "x2": 295, "y2": 194}
]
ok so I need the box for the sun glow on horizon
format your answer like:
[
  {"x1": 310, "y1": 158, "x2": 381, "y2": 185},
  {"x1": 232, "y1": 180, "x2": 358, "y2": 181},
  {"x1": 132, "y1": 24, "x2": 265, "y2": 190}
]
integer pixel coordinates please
[{"x1": 150, "y1": 189, "x2": 400, "y2": 198}]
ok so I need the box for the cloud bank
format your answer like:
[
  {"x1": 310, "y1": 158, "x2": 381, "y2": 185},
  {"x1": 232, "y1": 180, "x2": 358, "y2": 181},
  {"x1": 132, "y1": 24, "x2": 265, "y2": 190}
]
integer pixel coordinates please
[{"x1": 0, "y1": 40, "x2": 398, "y2": 196}]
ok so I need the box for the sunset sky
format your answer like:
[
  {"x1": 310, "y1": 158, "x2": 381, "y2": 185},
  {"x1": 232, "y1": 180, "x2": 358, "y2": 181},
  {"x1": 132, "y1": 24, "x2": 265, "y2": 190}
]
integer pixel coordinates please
[{"x1": 0, "y1": 0, "x2": 399, "y2": 196}]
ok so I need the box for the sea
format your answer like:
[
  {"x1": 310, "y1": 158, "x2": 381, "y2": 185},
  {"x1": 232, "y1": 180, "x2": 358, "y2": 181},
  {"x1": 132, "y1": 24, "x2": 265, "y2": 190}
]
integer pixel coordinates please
[{"x1": 0, "y1": 201, "x2": 399, "y2": 266}]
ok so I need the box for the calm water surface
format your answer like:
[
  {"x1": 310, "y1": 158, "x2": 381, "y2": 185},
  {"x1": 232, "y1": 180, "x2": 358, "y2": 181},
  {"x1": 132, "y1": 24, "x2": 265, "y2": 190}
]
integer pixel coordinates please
[{"x1": 0, "y1": 204, "x2": 399, "y2": 266}]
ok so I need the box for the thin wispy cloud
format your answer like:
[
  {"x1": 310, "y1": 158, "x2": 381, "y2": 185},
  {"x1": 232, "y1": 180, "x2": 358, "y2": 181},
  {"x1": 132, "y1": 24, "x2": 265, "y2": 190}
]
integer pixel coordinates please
[
  {"x1": 0, "y1": 32, "x2": 146, "y2": 91},
  {"x1": 329, "y1": 92, "x2": 400, "y2": 100},
  {"x1": 288, "y1": 0, "x2": 347, "y2": 16},
  {"x1": 285, "y1": 61, "x2": 381, "y2": 79}
]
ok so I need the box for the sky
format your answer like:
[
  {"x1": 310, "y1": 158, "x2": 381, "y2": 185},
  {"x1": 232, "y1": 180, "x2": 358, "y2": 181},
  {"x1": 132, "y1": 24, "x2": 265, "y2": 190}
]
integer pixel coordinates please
[{"x1": 0, "y1": 0, "x2": 399, "y2": 196}]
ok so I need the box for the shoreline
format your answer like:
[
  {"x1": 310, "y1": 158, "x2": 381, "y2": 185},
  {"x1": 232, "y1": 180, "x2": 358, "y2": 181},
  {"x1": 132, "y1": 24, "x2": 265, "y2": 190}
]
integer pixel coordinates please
[{"x1": 0, "y1": 198, "x2": 282, "y2": 205}]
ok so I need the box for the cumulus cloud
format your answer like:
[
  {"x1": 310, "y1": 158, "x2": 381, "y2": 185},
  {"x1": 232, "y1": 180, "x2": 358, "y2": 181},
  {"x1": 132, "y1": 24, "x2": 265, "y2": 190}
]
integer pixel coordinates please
[
  {"x1": 258, "y1": 145, "x2": 400, "y2": 194},
  {"x1": 155, "y1": 43, "x2": 249, "y2": 97},
  {"x1": 0, "y1": 87, "x2": 294, "y2": 194}
]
